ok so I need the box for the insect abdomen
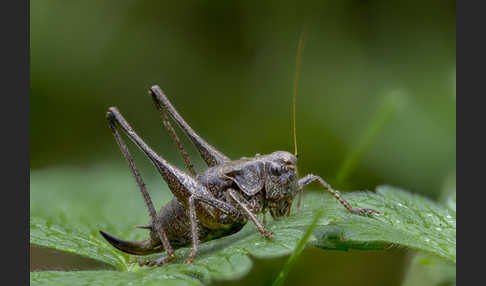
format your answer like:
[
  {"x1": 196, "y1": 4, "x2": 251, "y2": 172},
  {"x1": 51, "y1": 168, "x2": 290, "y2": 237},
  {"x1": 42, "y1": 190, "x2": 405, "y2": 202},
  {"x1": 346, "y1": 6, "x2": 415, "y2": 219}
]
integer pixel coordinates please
[{"x1": 152, "y1": 197, "x2": 245, "y2": 249}]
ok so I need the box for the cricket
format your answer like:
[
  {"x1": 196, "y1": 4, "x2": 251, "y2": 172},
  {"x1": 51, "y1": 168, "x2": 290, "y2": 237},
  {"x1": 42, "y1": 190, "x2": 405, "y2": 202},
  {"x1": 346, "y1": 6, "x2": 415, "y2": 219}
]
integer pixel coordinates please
[{"x1": 99, "y1": 34, "x2": 379, "y2": 267}]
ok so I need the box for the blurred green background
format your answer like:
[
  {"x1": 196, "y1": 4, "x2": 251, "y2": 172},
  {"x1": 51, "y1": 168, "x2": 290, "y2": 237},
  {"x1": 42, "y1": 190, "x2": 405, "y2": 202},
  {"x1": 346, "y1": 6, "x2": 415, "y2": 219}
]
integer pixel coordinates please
[{"x1": 30, "y1": 0, "x2": 455, "y2": 285}]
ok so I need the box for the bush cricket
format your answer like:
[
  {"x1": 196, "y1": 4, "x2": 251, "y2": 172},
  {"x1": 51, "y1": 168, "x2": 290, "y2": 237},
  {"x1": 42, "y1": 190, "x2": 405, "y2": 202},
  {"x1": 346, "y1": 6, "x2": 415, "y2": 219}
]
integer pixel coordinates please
[{"x1": 100, "y1": 34, "x2": 378, "y2": 267}]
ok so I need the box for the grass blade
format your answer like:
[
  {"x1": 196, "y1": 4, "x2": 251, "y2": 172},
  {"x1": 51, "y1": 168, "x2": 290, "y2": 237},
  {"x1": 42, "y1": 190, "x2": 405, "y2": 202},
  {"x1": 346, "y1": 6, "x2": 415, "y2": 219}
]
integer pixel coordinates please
[
  {"x1": 272, "y1": 210, "x2": 324, "y2": 286},
  {"x1": 336, "y1": 90, "x2": 407, "y2": 186}
]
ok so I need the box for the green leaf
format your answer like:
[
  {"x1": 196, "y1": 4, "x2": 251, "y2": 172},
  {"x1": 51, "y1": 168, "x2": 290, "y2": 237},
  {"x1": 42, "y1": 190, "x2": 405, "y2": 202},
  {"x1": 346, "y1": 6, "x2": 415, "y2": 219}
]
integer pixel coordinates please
[
  {"x1": 30, "y1": 270, "x2": 202, "y2": 286},
  {"x1": 400, "y1": 174, "x2": 456, "y2": 286},
  {"x1": 311, "y1": 186, "x2": 456, "y2": 263},
  {"x1": 30, "y1": 166, "x2": 456, "y2": 285},
  {"x1": 30, "y1": 216, "x2": 124, "y2": 270},
  {"x1": 401, "y1": 251, "x2": 456, "y2": 286},
  {"x1": 272, "y1": 210, "x2": 324, "y2": 286}
]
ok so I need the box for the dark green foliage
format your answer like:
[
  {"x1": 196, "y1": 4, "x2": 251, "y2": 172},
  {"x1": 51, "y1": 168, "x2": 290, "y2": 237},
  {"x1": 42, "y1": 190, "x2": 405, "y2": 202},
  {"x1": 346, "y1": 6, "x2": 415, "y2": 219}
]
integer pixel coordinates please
[{"x1": 30, "y1": 167, "x2": 455, "y2": 285}]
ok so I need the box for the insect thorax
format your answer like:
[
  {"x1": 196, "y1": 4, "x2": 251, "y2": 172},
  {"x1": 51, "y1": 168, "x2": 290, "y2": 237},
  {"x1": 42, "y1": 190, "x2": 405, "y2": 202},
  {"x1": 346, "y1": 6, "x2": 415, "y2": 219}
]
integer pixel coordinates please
[{"x1": 197, "y1": 151, "x2": 299, "y2": 219}]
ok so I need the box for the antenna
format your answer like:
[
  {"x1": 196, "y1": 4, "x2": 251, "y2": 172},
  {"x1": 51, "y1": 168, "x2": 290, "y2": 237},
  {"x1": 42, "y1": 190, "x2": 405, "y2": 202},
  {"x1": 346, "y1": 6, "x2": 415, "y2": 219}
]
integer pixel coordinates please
[{"x1": 293, "y1": 29, "x2": 306, "y2": 157}]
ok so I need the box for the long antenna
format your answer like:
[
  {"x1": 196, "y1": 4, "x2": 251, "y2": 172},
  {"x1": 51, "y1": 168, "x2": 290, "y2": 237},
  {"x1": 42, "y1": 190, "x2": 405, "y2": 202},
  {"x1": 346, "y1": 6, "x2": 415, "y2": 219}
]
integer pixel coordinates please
[{"x1": 293, "y1": 29, "x2": 306, "y2": 157}]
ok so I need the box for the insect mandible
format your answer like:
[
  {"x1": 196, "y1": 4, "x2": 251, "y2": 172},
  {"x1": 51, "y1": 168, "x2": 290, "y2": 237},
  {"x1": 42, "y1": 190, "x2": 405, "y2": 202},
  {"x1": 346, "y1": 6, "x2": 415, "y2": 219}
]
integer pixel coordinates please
[{"x1": 99, "y1": 35, "x2": 379, "y2": 267}]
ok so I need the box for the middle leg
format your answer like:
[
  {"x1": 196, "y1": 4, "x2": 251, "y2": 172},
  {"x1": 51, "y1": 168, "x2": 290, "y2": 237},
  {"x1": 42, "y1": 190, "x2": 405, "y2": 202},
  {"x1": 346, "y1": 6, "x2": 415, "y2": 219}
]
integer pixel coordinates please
[
  {"x1": 185, "y1": 195, "x2": 199, "y2": 263},
  {"x1": 227, "y1": 189, "x2": 273, "y2": 239}
]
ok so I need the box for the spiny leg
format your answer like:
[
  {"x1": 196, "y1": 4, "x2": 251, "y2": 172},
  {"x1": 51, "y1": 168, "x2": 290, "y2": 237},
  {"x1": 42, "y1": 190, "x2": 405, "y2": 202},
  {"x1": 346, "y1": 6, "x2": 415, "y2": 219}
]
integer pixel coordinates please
[
  {"x1": 106, "y1": 111, "x2": 175, "y2": 264},
  {"x1": 107, "y1": 107, "x2": 195, "y2": 203},
  {"x1": 298, "y1": 174, "x2": 379, "y2": 215},
  {"x1": 151, "y1": 90, "x2": 196, "y2": 176},
  {"x1": 186, "y1": 196, "x2": 199, "y2": 263},
  {"x1": 107, "y1": 107, "x2": 243, "y2": 220},
  {"x1": 228, "y1": 189, "x2": 273, "y2": 239},
  {"x1": 149, "y1": 85, "x2": 230, "y2": 167}
]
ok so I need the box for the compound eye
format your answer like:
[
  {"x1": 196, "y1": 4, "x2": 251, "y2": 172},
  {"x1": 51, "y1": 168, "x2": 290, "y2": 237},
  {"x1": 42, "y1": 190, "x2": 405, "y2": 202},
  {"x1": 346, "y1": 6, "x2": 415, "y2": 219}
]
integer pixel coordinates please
[{"x1": 270, "y1": 165, "x2": 281, "y2": 175}]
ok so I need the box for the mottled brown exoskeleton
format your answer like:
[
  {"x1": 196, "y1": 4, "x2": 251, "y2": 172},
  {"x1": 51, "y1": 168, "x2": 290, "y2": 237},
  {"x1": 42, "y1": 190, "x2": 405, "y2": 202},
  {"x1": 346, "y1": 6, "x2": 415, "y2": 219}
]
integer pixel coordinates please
[{"x1": 100, "y1": 84, "x2": 378, "y2": 267}]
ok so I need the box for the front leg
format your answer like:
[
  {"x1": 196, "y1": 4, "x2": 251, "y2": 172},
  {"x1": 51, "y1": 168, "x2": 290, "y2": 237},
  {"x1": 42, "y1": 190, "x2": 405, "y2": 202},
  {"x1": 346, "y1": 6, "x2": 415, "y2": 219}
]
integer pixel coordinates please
[
  {"x1": 227, "y1": 189, "x2": 273, "y2": 239},
  {"x1": 299, "y1": 174, "x2": 379, "y2": 215}
]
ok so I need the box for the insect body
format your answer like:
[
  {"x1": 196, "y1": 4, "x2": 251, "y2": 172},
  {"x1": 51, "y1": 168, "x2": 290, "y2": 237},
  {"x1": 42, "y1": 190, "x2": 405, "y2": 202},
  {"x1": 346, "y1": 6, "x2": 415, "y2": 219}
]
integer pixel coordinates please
[{"x1": 100, "y1": 86, "x2": 378, "y2": 266}]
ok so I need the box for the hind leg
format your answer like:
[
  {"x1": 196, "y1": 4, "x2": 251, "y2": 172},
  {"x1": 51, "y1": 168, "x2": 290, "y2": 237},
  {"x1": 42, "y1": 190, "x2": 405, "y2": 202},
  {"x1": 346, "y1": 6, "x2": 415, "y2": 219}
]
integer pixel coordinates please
[
  {"x1": 150, "y1": 85, "x2": 230, "y2": 167},
  {"x1": 106, "y1": 110, "x2": 175, "y2": 263},
  {"x1": 107, "y1": 107, "x2": 244, "y2": 217},
  {"x1": 107, "y1": 107, "x2": 246, "y2": 265},
  {"x1": 150, "y1": 87, "x2": 197, "y2": 176}
]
